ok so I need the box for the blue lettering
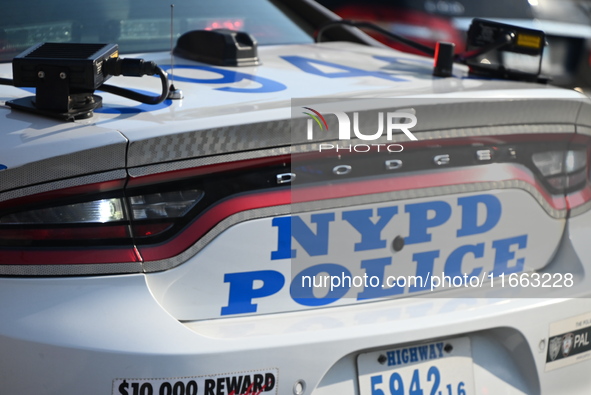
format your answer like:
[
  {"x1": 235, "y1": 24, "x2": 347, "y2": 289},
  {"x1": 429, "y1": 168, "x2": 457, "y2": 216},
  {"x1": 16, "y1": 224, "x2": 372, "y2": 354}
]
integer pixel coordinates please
[
  {"x1": 410, "y1": 250, "x2": 439, "y2": 292},
  {"x1": 409, "y1": 347, "x2": 418, "y2": 363},
  {"x1": 387, "y1": 351, "x2": 396, "y2": 366},
  {"x1": 164, "y1": 65, "x2": 286, "y2": 93},
  {"x1": 401, "y1": 349, "x2": 409, "y2": 363},
  {"x1": 418, "y1": 345, "x2": 428, "y2": 361},
  {"x1": 429, "y1": 344, "x2": 438, "y2": 359},
  {"x1": 281, "y1": 56, "x2": 408, "y2": 82},
  {"x1": 436, "y1": 342, "x2": 444, "y2": 357},
  {"x1": 271, "y1": 213, "x2": 335, "y2": 260},
  {"x1": 357, "y1": 257, "x2": 404, "y2": 300},
  {"x1": 373, "y1": 55, "x2": 433, "y2": 68},
  {"x1": 221, "y1": 270, "x2": 285, "y2": 315},
  {"x1": 291, "y1": 263, "x2": 351, "y2": 306},
  {"x1": 457, "y1": 194, "x2": 502, "y2": 237},
  {"x1": 271, "y1": 217, "x2": 295, "y2": 260},
  {"x1": 342, "y1": 206, "x2": 398, "y2": 251},
  {"x1": 389, "y1": 372, "x2": 404, "y2": 393},
  {"x1": 409, "y1": 369, "x2": 422, "y2": 393},
  {"x1": 370, "y1": 375, "x2": 385, "y2": 395},
  {"x1": 0, "y1": 164, "x2": 6, "y2": 171},
  {"x1": 444, "y1": 243, "x2": 484, "y2": 278},
  {"x1": 492, "y1": 235, "x2": 527, "y2": 275},
  {"x1": 405, "y1": 201, "x2": 452, "y2": 245}
]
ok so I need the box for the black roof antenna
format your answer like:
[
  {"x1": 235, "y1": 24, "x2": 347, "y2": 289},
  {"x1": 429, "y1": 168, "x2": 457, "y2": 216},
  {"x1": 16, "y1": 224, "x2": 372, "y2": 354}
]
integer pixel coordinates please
[{"x1": 168, "y1": 4, "x2": 183, "y2": 100}]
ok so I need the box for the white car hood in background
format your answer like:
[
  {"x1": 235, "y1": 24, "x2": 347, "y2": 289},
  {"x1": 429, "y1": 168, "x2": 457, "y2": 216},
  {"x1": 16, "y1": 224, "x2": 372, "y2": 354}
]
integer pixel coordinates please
[{"x1": 0, "y1": 42, "x2": 588, "y2": 192}]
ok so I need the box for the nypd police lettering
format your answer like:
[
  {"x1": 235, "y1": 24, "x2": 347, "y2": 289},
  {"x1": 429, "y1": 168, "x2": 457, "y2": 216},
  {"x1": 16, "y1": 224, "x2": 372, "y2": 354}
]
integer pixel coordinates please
[{"x1": 221, "y1": 193, "x2": 529, "y2": 316}]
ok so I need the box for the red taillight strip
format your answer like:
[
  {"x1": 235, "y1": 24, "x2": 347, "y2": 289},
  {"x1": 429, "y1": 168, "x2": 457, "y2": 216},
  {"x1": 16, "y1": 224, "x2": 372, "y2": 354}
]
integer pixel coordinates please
[
  {"x1": 139, "y1": 189, "x2": 292, "y2": 261},
  {"x1": 0, "y1": 225, "x2": 130, "y2": 240},
  {"x1": 0, "y1": 247, "x2": 141, "y2": 265},
  {"x1": 139, "y1": 163, "x2": 566, "y2": 262}
]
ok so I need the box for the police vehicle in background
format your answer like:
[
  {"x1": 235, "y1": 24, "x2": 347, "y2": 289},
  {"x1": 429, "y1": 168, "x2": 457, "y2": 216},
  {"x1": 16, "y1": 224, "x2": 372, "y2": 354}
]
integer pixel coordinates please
[
  {"x1": 317, "y1": 0, "x2": 591, "y2": 88},
  {"x1": 0, "y1": 0, "x2": 590, "y2": 394}
]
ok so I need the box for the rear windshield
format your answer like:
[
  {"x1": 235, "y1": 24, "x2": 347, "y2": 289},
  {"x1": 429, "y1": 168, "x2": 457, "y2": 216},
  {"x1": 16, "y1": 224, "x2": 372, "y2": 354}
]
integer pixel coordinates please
[{"x1": 0, "y1": 0, "x2": 312, "y2": 62}]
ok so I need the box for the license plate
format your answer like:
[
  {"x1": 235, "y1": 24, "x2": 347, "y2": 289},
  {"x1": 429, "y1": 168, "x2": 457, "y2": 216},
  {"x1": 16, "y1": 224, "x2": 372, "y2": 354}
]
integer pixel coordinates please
[{"x1": 357, "y1": 337, "x2": 474, "y2": 395}]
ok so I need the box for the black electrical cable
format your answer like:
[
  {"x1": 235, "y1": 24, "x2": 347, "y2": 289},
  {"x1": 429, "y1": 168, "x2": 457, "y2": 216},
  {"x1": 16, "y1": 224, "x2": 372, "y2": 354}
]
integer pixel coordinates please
[
  {"x1": 454, "y1": 33, "x2": 515, "y2": 62},
  {"x1": 100, "y1": 59, "x2": 170, "y2": 105},
  {"x1": 0, "y1": 60, "x2": 170, "y2": 105},
  {"x1": 316, "y1": 20, "x2": 517, "y2": 67},
  {"x1": 99, "y1": 66, "x2": 169, "y2": 105},
  {"x1": 316, "y1": 19, "x2": 436, "y2": 57}
]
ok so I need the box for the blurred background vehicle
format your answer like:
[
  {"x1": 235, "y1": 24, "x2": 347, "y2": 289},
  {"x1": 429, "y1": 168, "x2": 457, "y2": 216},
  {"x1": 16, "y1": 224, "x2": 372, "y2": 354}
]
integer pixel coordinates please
[{"x1": 317, "y1": 0, "x2": 591, "y2": 87}]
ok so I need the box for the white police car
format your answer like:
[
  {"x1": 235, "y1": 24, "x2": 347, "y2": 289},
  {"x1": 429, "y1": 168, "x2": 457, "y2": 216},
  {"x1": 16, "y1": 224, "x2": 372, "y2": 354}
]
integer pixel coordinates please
[{"x1": 0, "y1": 0, "x2": 590, "y2": 394}]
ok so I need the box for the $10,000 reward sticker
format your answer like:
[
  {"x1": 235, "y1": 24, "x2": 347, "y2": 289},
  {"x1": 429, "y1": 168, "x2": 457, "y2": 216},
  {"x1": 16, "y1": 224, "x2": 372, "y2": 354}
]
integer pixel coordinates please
[{"x1": 113, "y1": 369, "x2": 278, "y2": 395}]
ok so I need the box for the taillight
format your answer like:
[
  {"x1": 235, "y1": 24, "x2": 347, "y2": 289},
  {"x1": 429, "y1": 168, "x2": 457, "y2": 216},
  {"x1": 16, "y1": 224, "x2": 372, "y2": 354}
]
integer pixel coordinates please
[
  {"x1": 0, "y1": 189, "x2": 204, "y2": 244},
  {"x1": 0, "y1": 157, "x2": 290, "y2": 273},
  {"x1": 0, "y1": 185, "x2": 141, "y2": 268},
  {"x1": 0, "y1": 194, "x2": 131, "y2": 246},
  {"x1": 129, "y1": 189, "x2": 204, "y2": 238},
  {"x1": 130, "y1": 190, "x2": 203, "y2": 220},
  {"x1": 1, "y1": 198, "x2": 126, "y2": 225},
  {"x1": 330, "y1": 5, "x2": 465, "y2": 54},
  {"x1": 532, "y1": 149, "x2": 587, "y2": 190}
]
